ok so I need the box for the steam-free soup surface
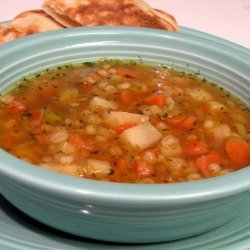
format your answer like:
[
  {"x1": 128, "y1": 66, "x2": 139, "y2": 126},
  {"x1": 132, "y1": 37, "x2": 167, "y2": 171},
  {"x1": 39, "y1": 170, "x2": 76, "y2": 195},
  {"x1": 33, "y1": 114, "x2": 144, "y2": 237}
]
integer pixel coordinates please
[{"x1": 0, "y1": 60, "x2": 249, "y2": 183}]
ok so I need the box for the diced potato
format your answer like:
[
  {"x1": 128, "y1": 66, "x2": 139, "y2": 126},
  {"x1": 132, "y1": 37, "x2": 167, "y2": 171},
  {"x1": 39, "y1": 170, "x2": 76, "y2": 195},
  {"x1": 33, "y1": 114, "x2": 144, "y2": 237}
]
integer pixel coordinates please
[
  {"x1": 119, "y1": 121, "x2": 162, "y2": 150},
  {"x1": 187, "y1": 88, "x2": 213, "y2": 101},
  {"x1": 104, "y1": 111, "x2": 149, "y2": 127},
  {"x1": 89, "y1": 97, "x2": 118, "y2": 110},
  {"x1": 86, "y1": 159, "x2": 111, "y2": 175},
  {"x1": 40, "y1": 163, "x2": 83, "y2": 177}
]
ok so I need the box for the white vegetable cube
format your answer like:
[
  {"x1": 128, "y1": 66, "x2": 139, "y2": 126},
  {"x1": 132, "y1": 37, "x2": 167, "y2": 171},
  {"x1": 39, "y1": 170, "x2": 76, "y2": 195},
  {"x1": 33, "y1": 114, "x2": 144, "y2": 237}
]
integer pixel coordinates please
[
  {"x1": 89, "y1": 96, "x2": 118, "y2": 110},
  {"x1": 86, "y1": 159, "x2": 111, "y2": 175},
  {"x1": 119, "y1": 121, "x2": 162, "y2": 150},
  {"x1": 187, "y1": 88, "x2": 213, "y2": 101},
  {"x1": 104, "y1": 111, "x2": 149, "y2": 127}
]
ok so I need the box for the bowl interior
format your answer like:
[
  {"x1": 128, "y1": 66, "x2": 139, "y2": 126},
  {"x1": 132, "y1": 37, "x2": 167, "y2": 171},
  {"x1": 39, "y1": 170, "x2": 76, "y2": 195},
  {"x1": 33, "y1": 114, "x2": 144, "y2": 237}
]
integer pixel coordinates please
[{"x1": 0, "y1": 26, "x2": 249, "y2": 203}]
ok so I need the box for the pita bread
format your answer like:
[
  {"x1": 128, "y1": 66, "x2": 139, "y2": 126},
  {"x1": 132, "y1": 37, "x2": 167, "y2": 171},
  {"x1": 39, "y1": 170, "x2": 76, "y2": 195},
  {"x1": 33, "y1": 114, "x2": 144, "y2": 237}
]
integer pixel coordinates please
[
  {"x1": 0, "y1": 24, "x2": 26, "y2": 44},
  {"x1": 0, "y1": 10, "x2": 64, "y2": 45},
  {"x1": 43, "y1": 0, "x2": 178, "y2": 31},
  {"x1": 12, "y1": 10, "x2": 65, "y2": 33},
  {"x1": 42, "y1": 3, "x2": 81, "y2": 27}
]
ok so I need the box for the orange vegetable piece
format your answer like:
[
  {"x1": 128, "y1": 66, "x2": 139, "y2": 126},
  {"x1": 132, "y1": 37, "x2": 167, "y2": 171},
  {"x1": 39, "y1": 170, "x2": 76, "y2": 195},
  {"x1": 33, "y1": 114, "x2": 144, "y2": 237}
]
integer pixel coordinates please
[
  {"x1": 68, "y1": 134, "x2": 93, "y2": 151},
  {"x1": 183, "y1": 140, "x2": 209, "y2": 158},
  {"x1": 116, "y1": 159, "x2": 128, "y2": 170},
  {"x1": 2, "y1": 136, "x2": 16, "y2": 150},
  {"x1": 30, "y1": 109, "x2": 43, "y2": 122},
  {"x1": 225, "y1": 138, "x2": 250, "y2": 167},
  {"x1": 7, "y1": 100, "x2": 26, "y2": 115},
  {"x1": 40, "y1": 86, "x2": 57, "y2": 100},
  {"x1": 180, "y1": 115, "x2": 198, "y2": 131},
  {"x1": 120, "y1": 90, "x2": 136, "y2": 105},
  {"x1": 196, "y1": 153, "x2": 222, "y2": 177},
  {"x1": 143, "y1": 93, "x2": 165, "y2": 106},
  {"x1": 133, "y1": 160, "x2": 152, "y2": 178},
  {"x1": 165, "y1": 115, "x2": 186, "y2": 126},
  {"x1": 165, "y1": 114, "x2": 198, "y2": 131},
  {"x1": 116, "y1": 123, "x2": 137, "y2": 134}
]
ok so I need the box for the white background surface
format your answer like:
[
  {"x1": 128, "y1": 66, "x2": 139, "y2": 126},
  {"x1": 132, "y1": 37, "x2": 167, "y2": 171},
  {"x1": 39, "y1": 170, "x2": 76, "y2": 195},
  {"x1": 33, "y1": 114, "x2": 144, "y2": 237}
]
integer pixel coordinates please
[{"x1": 0, "y1": 0, "x2": 250, "y2": 48}]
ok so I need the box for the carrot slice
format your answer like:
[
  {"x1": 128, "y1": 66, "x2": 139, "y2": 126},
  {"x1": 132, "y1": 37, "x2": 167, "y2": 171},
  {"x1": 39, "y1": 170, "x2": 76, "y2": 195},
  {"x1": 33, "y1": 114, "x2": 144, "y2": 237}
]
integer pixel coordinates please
[
  {"x1": 2, "y1": 136, "x2": 16, "y2": 150},
  {"x1": 120, "y1": 90, "x2": 136, "y2": 105},
  {"x1": 68, "y1": 134, "x2": 93, "y2": 151},
  {"x1": 30, "y1": 109, "x2": 43, "y2": 122},
  {"x1": 143, "y1": 93, "x2": 165, "y2": 106},
  {"x1": 165, "y1": 115, "x2": 186, "y2": 126},
  {"x1": 133, "y1": 160, "x2": 153, "y2": 178},
  {"x1": 183, "y1": 140, "x2": 209, "y2": 158},
  {"x1": 196, "y1": 153, "x2": 222, "y2": 177},
  {"x1": 116, "y1": 159, "x2": 128, "y2": 170},
  {"x1": 7, "y1": 100, "x2": 26, "y2": 115},
  {"x1": 225, "y1": 138, "x2": 250, "y2": 167},
  {"x1": 165, "y1": 114, "x2": 198, "y2": 131},
  {"x1": 40, "y1": 86, "x2": 57, "y2": 100},
  {"x1": 180, "y1": 115, "x2": 198, "y2": 131}
]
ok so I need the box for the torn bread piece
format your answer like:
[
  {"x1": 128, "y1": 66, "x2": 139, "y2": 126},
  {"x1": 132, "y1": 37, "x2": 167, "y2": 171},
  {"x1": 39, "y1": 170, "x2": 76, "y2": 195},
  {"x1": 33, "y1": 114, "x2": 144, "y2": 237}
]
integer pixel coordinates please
[
  {"x1": 0, "y1": 10, "x2": 64, "y2": 45},
  {"x1": 43, "y1": 0, "x2": 178, "y2": 31},
  {"x1": 12, "y1": 9, "x2": 65, "y2": 33},
  {"x1": 0, "y1": 24, "x2": 26, "y2": 44},
  {"x1": 42, "y1": 3, "x2": 81, "y2": 27}
]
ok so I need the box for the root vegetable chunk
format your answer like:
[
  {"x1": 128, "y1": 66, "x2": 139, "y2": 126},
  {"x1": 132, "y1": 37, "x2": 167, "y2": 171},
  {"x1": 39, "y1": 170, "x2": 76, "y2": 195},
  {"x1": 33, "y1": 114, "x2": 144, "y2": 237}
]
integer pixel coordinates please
[
  {"x1": 89, "y1": 97, "x2": 118, "y2": 110},
  {"x1": 87, "y1": 159, "x2": 111, "y2": 175},
  {"x1": 187, "y1": 88, "x2": 213, "y2": 101},
  {"x1": 104, "y1": 111, "x2": 149, "y2": 127},
  {"x1": 119, "y1": 121, "x2": 162, "y2": 150}
]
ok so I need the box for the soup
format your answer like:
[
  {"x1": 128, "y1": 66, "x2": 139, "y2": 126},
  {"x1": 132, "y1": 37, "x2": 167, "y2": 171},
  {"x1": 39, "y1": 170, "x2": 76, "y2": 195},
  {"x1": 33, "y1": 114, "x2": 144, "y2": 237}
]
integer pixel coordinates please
[{"x1": 0, "y1": 60, "x2": 249, "y2": 183}]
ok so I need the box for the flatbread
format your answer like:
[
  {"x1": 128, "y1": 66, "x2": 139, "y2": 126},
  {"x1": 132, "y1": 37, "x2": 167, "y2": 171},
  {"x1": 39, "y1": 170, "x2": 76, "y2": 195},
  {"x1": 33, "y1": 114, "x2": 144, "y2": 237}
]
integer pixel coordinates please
[
  {"x1": 0, "y1": 10, "x2": 64, "y2": 45},
  {"x1": 43, "y1": 0, "x2": 178, "y2": 31},
  {"x1": 12, "y1": 9, "x2": 65, "y2": 33},
  {"x1": 153, "y1": 9, "x2": 179, "y2": 32},
  {"x1": 0, "y1": 24, "x2": 26, "y2": 44}
]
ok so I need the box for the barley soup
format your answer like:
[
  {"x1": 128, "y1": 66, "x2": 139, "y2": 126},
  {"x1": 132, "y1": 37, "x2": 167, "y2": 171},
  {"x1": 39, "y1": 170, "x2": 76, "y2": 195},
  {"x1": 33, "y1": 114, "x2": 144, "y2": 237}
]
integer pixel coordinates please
[{"x1": 0, "y1": 60, "x2": 249, "y2": 183}]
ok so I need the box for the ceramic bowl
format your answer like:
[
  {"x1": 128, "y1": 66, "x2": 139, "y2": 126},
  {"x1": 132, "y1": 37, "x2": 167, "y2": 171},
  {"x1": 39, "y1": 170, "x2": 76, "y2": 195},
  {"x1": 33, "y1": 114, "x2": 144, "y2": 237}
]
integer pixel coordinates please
[{"x1": 0, "y1": 26, "x2": 249, "y2": 243}]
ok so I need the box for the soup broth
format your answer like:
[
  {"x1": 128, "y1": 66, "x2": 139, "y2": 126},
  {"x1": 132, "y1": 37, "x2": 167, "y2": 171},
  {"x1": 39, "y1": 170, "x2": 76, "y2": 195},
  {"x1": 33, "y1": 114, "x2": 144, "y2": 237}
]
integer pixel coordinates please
[{"x1": 0, "y1": 60, "x2": 249, "y2": 183}]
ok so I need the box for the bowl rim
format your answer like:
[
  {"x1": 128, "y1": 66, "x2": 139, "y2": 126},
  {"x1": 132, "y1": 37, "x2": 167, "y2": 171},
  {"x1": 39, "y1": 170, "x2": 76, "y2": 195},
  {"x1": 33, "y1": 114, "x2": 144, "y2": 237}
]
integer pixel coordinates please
[{"x1": 0, "y1": 26, "x2": 249, "y2": 205}]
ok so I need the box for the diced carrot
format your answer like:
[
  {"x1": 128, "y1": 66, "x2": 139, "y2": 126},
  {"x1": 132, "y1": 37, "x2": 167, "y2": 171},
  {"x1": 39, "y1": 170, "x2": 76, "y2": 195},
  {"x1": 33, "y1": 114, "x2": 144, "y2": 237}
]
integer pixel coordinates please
[
  {"x1": 30, "y1": 109, "x2": 43, "y2": 122},
  {"x1": 116, "y1": 123, "x2": 137, "y2": 134},
  {"x1": 113, "y1": 159, "x2": 128, "y2": 182},
  {"x1": 143, "y1": 93, "x2": 165, "y2": 106},
  {"x1": 182, "y1": 140, "x2": 209, "y2": 158},
  {"x1": 2, "y1": 136, "x2": 16, "y2": 150},
  {"x1": 68, "y1": 134, "x2": 93, "y2": 151},
  {"x1": 40, "y1": 86, "x2": 57, "y2": 100},
  {"x1": 133, "y1": 160, "x2": 153, "y2": 178},
  {"x1": 117, "y1": 68, "x2": 142, "y2": 80},
  {"x1": 165, "y1": 114, "x2": 198, "y2": 131},
  {"x1": 196, "y1": 153, "x2": 222, "y2": 177},
  {"x1": 120, "y1": 90, "x2": 136, "y2": 105},
  {"x1": 7, "y1": 100, "x2": 26, "y2": 115},
  {"x1": 165, "y1": 115, "x2": 186, "y2": 126},
  {"x1": 116, "y1": 158, "x2": 128, "y2": 170},
  {"x1": 180, "y1": 115, "x2": 198, "y2": 131},
  {"x1": 225, "y1": 138, "x2": 250, "y2": 167}
]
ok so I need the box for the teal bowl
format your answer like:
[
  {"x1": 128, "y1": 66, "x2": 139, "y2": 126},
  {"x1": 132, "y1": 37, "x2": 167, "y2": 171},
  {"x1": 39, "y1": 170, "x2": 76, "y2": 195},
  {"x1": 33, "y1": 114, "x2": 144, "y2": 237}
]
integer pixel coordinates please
[{"x1": 0, "y1": 26, "x2": 249, "y2": 243}]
